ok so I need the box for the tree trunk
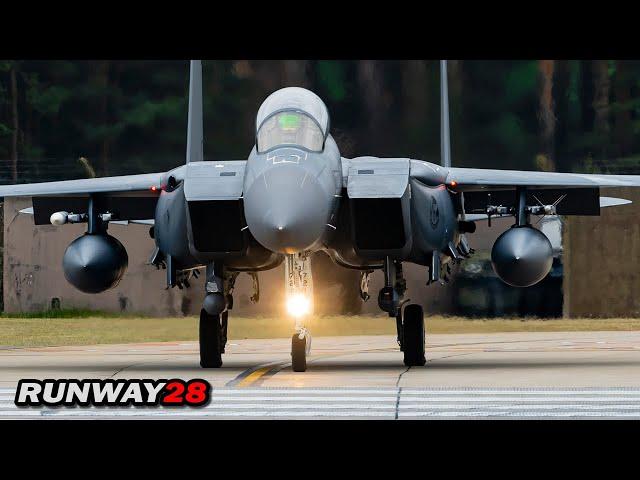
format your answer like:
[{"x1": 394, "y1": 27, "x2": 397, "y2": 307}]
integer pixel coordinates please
[
  {"x1": 358, "y1": 60, "x2": 385, "y2": 152},
  {"x1": 402, "y1": 60, "x2": 427, "y2": 147},
  {"x1": 402, "y1": 61, "x2": 428, "y2": 127},
  {"x1": 553, "y1": 60, "x2": 570, "y2": 172},
  {"x1": 614, "y1": 60, "x2": 633, "y2": 159},
  {"x1": 251, "y1": 60, "x2": 280, "y2": 93},
  {"x1": 9, "y1": 66, "x2": 19, "y2": 183},
  {"x1": 91, "y1": 60, "x2": 111, "y2": 176},
  {"x1": 537, "y1": 60, "x2": 556, "y2": 172},
  {"x1": 99, "y1": 61, "x2": 110, "y2": 176},
  {"x1": 579, "y1": 60, "x2": 594, "y2": 132},
  {"x1": 592, "y1": 60, "x2": 611, "y2": 163},
  {"x1": 282, "y1": 61, "x2": 309, "y2": 88},
  {"x1": 448, "y1": 60, "x2": 463, "y2": 163}
]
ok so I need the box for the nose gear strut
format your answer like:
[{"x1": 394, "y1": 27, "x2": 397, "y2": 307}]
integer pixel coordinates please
[{"x1": 285, "y1": 252, "x2": 313, "y2": 372}]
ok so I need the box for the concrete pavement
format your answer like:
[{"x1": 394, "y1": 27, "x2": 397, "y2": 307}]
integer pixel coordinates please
[{"x1": 2, "y1": 331, "x2": 640, "y2": 418}]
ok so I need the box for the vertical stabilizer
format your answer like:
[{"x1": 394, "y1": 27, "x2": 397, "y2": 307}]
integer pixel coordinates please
[
  {"x1": 440, "y1": 60, "x2": 451, "y2": 168},
  {"x1": 186, "y1": 60, "x2": 203, "y2": 163}
]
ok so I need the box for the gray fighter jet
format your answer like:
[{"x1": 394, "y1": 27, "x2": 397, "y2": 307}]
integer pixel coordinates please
[{"x1": 2, "y1": 60, "x2": 638, "y2": 371}]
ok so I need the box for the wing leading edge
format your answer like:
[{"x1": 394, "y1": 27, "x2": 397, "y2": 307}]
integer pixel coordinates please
[
  {"x1": 0, "y1": 172, "x2": 168, "y2": 225},
  {"x1": 0, "y1": 172, "x2": 164, "y2": 198},
  {"x1": 445, "y1": 167, "x2": 640, "y2": 191}
]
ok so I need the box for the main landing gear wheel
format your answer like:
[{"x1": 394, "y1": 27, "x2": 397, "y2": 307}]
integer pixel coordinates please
[
  {"x1": 220, "y1": 311, "x2": 228, "y2": 354},
  {"x1": 402, "y1": 304, "x2": 426, "y2": 367},
  {"x1": 396, "y1": 309, "x2": 404, "y2": 352},
  {"x1": 199, "y1": 308, "x2": 223, "y2": 368},
  {"x1": 291, "y1": 333, "x2": 308, "y2": 372}
]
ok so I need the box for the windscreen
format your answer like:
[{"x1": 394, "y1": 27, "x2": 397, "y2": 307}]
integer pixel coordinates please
[{"x1": 257, "y1": 111, "x2": 324, "y2": 153}]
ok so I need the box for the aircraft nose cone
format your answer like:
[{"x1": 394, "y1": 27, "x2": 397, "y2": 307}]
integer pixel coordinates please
[
  {"x1": 244, "y1": 164, "x2": 330, "y2": 254},
  {"x1": 262, "y1": 203, "x2": 322, "y2": 252}
]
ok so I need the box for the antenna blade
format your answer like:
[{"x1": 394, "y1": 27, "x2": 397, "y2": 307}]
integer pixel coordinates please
[
  {"x1": 440, "y1": 60, "x2": 451, "y2": 168},
  {"x1": 186, "y1": 60, "x2": 204, "y2": 163}
]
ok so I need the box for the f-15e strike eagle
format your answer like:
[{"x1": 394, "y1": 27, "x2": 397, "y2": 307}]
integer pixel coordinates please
[{"x1": 1, "y1": 60, "x2": 638, "y2": 371}]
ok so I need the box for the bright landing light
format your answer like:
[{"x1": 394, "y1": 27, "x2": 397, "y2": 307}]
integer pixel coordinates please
[{"x1": 286, "y1": 294, "x2": 311, "y2": 318}]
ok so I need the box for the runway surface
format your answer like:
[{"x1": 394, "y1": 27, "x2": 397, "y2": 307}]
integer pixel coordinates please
[{"x1": 2, "y1": 331, "x2": 640, "y2": 418}]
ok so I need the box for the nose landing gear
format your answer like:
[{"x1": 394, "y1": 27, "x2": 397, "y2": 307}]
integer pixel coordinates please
[
  {"x1": 292, "y1": 326, "x2": 312, "y2": 372},
  {"x1": 286, "y1": 253, "x2": 314, "y2": 372}
]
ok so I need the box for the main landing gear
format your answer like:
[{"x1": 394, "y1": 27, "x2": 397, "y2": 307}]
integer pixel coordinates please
[
  {"x1": 198, "y1": 263, "x2": 240, "y2": 368},
  {"x1": 398, "y1": 304, "x2": 426, "y2": 366},
  {"x1": 379, "y1": 257, "x2": 426, "y2": 367},
  {"x1": 199, "y1": 309, "x2": 224, "y2": 368}
]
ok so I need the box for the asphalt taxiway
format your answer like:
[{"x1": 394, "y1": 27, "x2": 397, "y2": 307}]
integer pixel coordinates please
[{"x1": 2, "y1": 331, "x2": 640, "y2": 418}]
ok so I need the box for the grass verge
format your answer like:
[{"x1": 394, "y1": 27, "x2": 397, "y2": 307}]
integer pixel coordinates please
[{"x1": 2, "y1": 311, "x2": 640, "y2": 347}]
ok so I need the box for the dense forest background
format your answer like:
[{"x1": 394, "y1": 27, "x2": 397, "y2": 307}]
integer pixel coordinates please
[{"x1": 1, "y1": 60, "x2": 640, "y2": 183}]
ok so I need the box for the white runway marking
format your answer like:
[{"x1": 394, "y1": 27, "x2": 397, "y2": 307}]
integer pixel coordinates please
[{"x1": 3, "y1": 387, "x2": 640, "y2": 418}]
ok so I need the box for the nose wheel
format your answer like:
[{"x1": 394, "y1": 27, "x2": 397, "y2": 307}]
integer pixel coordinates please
[
  {"x1": 291, "y1": 327, "x2": 311, "y2": 372},
  {"x1": 401, "y1": 304, "x2": 426, "y2": 366},
  {"x1": 285, "y1": 252, "x2": 314, "y2": 372}
]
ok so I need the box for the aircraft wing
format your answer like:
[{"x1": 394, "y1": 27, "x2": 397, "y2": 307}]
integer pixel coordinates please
[
  {"x1": 0, "y1": 172, "x2": 167, "y2": 225},
  {"x1": 438, "y1": 167, "x2": 640, "y2": 216},
  {"x1": 0, "y1": 172, "x2": 164, "y2": 198},
  {"x1": 445, "y1": 167, "x2": 640, "y2": 191},
  {"x1": 463, "y1": 197, "x2": 632, "y2": 222}
]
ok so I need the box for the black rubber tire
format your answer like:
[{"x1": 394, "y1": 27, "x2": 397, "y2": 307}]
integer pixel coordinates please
[
  {"x1": 291, "y1": 334, "x2": 307, "y2": 372},
  {"x1": 220, "y1": 311, "x2": 228, "y2": 354},
  {"x1": 396, "y1": 310, "x2": 404, "y2": 351},
  {"x1": 200, "y1": 308, "x2": 222, "y2": 368},
  {"x1": 402, "y1": 304, "x2": 426, "y2": 366}
]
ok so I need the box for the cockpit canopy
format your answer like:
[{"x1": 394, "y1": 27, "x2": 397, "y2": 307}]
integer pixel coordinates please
[
  {"x1": 256, "y1": 87, "x2": 329, "y2": 153},
  {"x1": 257, "y1": 111, "x2": 325, "y2": 153}
]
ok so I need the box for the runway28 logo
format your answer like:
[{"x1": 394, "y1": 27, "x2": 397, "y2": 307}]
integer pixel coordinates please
[{"x1": 14, "y1": 379, "x2": 211, "y2": 407}]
